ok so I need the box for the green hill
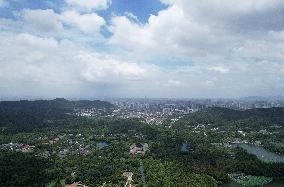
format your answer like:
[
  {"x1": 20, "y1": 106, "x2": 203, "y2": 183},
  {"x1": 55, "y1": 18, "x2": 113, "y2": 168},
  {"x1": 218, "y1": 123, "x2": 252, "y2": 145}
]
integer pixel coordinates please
[
  {"x1": 0, "y1": 98, "x2": 114, "y2": 131},
  {"x1": 176, "y1": 107, "x2": 284, "y2": 127}
]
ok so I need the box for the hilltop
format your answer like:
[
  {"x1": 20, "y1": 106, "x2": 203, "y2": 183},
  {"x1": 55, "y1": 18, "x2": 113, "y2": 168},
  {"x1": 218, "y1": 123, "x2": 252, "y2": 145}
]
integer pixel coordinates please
[
  {"x1": 0, "y1": 98, "x2": 114, "y2": 131},
  {"x1": 176, "y1": 107, "x2": 284, "y2": 128}
]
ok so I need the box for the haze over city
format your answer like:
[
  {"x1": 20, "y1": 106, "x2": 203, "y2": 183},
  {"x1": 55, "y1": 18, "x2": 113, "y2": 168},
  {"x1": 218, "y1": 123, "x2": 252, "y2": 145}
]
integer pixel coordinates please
[{"x1": 1, "y1": 0, "x2": 284, "y2": 98}]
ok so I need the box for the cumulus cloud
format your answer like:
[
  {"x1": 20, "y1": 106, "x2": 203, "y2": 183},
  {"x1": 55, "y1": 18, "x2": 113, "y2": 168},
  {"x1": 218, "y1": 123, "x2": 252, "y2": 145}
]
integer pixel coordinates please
[
  {"x1": 108, "y1": 5, "x2": 225, "y2": 61},
  {"x1": 0, "y1": 33, "x2": 79, "y2": 97},
  {"x1": 65, "y1": 0, "x2": 111, "y2": 11},
  {"x1": 77, "y1": 52, "x2": 157, "y2": 83},
  {"x1": 18, "y1": 9, "x2": 63, "y2": 33},
  {"x1": 108, "y1": 0, "x2": 284, "y2": 63},
  {"x1": 0, "y1": 33, "x2": 161, "y2": 98},
  {"x1": 0, "y1": 31, "x2": 284, "y2": 98},
  {"x1": 61, "y1": 11, "x2": 105, "y2": 35},
  {"x1": 0, "y1": 0, "x2": 284, "y2": 98},
  {"x1": 109, "y1": 16, "x2": 157, "y2": 52},
  {"x1": 0, "y1": 9, "x2": 63, "y2": 38},
  {"x1": 0, "y1": 8, "x2": 106, "y2": 41}
]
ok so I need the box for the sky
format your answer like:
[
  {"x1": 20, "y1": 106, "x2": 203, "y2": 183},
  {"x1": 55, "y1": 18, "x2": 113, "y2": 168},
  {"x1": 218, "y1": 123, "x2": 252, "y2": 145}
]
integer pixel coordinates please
[{"x1": 0, "y1": 0, "x2": 284, "y2": 99}]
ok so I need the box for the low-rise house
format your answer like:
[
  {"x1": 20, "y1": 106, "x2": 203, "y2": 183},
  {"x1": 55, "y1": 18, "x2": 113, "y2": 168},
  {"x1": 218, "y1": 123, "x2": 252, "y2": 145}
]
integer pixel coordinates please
[
  {"x1": 21, "y1": 144, "x2": 35, "y2": 153},
  {"x1": 129, "y1": 143, "x2": 149, "y2": 156},
  {"x1": 0, "y1": 143, "x2": 23, "y2": 150},
  {"x1": 0, "y1": 143, "x2": 35, "y2": 153}
]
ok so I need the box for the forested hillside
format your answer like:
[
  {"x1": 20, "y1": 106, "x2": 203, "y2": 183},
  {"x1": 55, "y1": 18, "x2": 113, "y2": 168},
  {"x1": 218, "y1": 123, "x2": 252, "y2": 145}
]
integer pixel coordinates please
[
  {"x1": 0, "y1": 98, "x2": 114, "y2": 131},
  {"x1": 176, "y1": 107, "x2": 284, "y2": 127}
]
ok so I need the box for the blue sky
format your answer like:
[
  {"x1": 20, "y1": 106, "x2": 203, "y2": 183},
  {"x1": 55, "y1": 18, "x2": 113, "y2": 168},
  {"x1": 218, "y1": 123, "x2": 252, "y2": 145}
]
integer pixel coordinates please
[
  {"x1": 101, "y1": 0, "x2": 167, "y2": 22},
  {"x1": 0, "y1": 0, "x2": 166, "y2": 22},
  {"x1": 0, "y1": 0, "x2": 284, "y2": 98}
]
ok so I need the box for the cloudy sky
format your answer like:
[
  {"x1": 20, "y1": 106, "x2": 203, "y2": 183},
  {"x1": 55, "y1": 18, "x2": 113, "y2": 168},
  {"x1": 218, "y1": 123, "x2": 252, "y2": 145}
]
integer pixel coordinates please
[{"x1": 0, "y1": 0, "x2": 284, "y2": 99}]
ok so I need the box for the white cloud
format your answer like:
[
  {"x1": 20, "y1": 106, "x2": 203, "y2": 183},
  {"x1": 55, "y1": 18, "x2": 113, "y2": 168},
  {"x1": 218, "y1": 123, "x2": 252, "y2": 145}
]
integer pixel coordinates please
[
  {"x1": 19, "y1": 9, "x2": 106, "y2": 36},
  {"x1": 167, "y1": 79, "x2": 184, "y2": 87},
  {"x1": 108, "y1": 5, "x2": 225, "y2": 61},
  {"x1": 61, "y1": 11, "x2": 105, "y2": 35},
  {"x1": 65, "y1": 0, "x2": 111, "y2": 11},
  {"x1": 0, "y1": 32, "x2": 284, "y2": 98},
  {"x1": 0, "y1": 33, "x2": 161, "y2": 97},
  {"x1": 18, "y1": 9, "x2": 63, "y2": 33},
  {"x1": 160, "y1": 0, "x2": 282, "y2": 12},
  {"x1": 124, "y1": 12, "x2": 139, "y2": 22},
  {"x1": 162, "y1": 61, "x2": 284, "y2": 97},
  {"x1": 0, "y1": 33, "x2": 80, "y2": 97},
  {"x1": 109, "y1": 16, "x2": 157, "y2": 52},
  {"x1": 75, "y1": 51, "x2": 160, "y2": 84},
  {"x1": 0, "y1": 8, "x2": 105, "y2": 42},
  {"x1": 208, "y1": 66, "x2": 230, "y2": 74},
  {"x1": 108, "y1": 0, "x2": 284, "y2": 64},
  {"x1": 1, "y1": 1, "x2": 284, "y2": 98}
]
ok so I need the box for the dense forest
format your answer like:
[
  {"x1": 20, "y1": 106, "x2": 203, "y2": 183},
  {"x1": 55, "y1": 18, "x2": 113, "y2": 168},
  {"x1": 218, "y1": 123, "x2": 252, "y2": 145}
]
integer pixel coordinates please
[
  {"x1": 0, "y1": 98, "x2": 114, "y2": 131},
  {"x1": 0, "y1": 101, "x2": 284, "y2": 187},
  {"x1": 176, "y1": 107, "x2": 284, "y2": 126}
]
